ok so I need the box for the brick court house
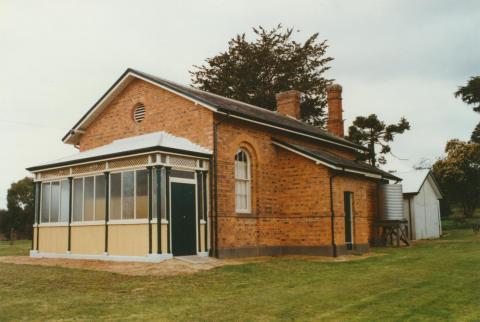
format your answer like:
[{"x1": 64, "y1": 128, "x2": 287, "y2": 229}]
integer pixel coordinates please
[{"x1": 28, "y1": 69, "x2": 399, "y2": 261}]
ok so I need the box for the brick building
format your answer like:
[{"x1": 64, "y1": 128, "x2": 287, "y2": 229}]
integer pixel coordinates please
[{"x1": 28, "y1": 69, "x2": 399, "y2": 261}]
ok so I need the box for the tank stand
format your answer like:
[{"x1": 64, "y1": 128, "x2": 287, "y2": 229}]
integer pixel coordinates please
[{"x1": 372, "y1": 220, "x2": 410, "y2": 247}]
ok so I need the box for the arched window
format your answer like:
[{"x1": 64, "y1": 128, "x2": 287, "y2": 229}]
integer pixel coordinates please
[{"x1": 235, "y1": 149, "x2": 251, "y2": 213}]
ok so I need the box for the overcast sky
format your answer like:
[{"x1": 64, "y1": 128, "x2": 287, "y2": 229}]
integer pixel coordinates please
[{"x1": 1, "y1": 0, "x2": 479, "y2": 208}]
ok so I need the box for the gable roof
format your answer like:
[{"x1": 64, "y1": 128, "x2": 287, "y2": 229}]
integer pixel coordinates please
[
  {"x1": 28, "y1": 131, "x2": 211, "y2": 172},
  {"x1": 272, "y1": 139, "x2": 401, "y2": 181},
  {"x1": 396, "y1": 169, "x2": 443, "y2": 198},
  {"x1": 63, "y1": 68, "x2": 367, "y2": 153}
]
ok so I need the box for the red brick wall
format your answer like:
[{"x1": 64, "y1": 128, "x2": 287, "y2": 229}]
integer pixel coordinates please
[
  {"x1": 76, "y1": 77, "x2": 378, "y2": 256},
  {"x1": 79, "y1": 79, "x2": 214, "y2": 151},
  {"x1": 215, "y1": 116, "x2": 378, "y2": 252}
]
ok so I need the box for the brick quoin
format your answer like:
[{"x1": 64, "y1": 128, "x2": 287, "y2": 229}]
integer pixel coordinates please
[{"x1": 78, "y1": 78, "x2": 379, "y2": 257}]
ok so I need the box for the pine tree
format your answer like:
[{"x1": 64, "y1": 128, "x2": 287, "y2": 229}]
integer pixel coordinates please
[{"x1": 190, "y1": 25, "x2": 333, "y2": 127}]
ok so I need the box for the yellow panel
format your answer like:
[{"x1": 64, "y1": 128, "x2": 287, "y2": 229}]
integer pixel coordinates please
[
  {"x1": 38, "y1": 226, "x2": 68, "y2": 253},
  {"x1": 200, "y1": 223, "x2": 206, "y2": 252},
  {"x1": 162, "y1": 224, "x2": 168, "y2": 254},
  {"x1": 71, "y1": 225, "x2": 105, "y2": 255},
  {"x1": 33, "y1": 227, "x2": 37, "y2": 250},
  {"x1": 151, "y1": 223, "x2": 169, "y2": 254},
  {"x1": 151, "y1": 223, "x2": 157, "y2": 254},
  {"x1": 108, "y1": 224, "x2": 149, "y2": 256}
]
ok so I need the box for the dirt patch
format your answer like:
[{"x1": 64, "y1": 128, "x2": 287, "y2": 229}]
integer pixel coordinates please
[{"x1": 0, "y1": 253, "x2": 382, "y2": 276}]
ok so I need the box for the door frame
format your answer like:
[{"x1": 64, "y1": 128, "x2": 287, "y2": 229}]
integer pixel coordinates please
[
  {"x1": 344, "y1": 191, "x2": 354, "y2": 250},
  {"x1": 169, "y1": 175, "x2": 199, "y2": 256}
]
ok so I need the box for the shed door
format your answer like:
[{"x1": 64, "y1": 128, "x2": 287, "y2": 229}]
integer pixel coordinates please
[{"x1": 171, "y1": 182, "x2": 197, "y2": 256}]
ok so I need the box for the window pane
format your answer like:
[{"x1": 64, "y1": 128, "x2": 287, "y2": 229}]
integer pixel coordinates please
[
  {"x1": 95, "y1": 175, "x2": 106, "y2": 221},
  {"x1": 84, "y1": 177, "x2": 94, "y2": 221},
  {"x1": 122, "y1": 171, "x2": 134, "y2": 219},
  {"x1": 73, "y1": 178, "x2": 83, "y2": 221},
  {"x1": 60, "y1": 180, "x2": 69, "y2": 222},
  {"x1": 50, "y1": 182, "x2": 60, "y2": 222},
  {"x1": 136, "y1": 170, "x2": 148, "y2": 219},
  {"x1": 41, "y1": 183, "x2": 50, "y2": 223},
  {"x1": 110, "y1": 173, "x2": 121, "y2": 220}
]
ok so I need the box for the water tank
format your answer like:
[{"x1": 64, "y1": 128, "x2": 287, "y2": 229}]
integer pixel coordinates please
[{"x1": 379, "y1": 184, "x2": 404, "y2": 220}]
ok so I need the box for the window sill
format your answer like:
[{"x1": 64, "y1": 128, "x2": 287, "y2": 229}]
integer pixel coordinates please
[
  {"x1": 235, "y1": 210, "x2": 252, "y2": 215},
  {"x1": 71, "y1": 221, "x2": 105, "y2": 227},
  {"x1": 37, "y1": 222, "x2": 69, "y2": 227},
  {"x1": 108, "y1": 219, "x2": 149, "y2": 225},
  {"x1": 150, "y1": 219, "x2": 169, "y2": 224}
]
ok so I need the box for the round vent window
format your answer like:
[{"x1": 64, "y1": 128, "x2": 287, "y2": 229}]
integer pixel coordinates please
[{"x1": 133, "y1": 105, "x2": 145, "y2": 123}]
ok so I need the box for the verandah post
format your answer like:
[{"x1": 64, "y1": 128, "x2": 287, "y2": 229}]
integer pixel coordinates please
[
  {"x1": 165, "y1": 166, "x2": 171, "y2": 254},
  {"x1": 202, "y1": 170, "x2": 208, "y2": 253},
  {"x1": 147, "y1": 166, "x2": 153, "y2": 254},
  {"x1": 67, "y1": 177, "x2": 73, "y2": 253},
  {"x1": 36, "y1": 182, "x2": 41, "y2": 251},
  {"x1": 104, "y1": 171, "x2": 110, "y2": 254},
  {"x1": 155, "y1": 165, "x2": 163, "y2": 254}
]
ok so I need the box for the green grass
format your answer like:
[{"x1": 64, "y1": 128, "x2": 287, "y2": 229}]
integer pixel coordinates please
[
  {"x1": 0, "y1": 232, "x2": 479, "y2": 321},
  {"x1": 0, "y1": 239, "x2": 31, "y2": 256}
]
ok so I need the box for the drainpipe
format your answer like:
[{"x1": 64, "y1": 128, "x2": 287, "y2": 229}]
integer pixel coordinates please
[
  {"x1": 212, "y1": 113, "x2": 230, "y2": 258},
  {"x1": 329, "y1": 168, "x2": 345, "y2": 257}
]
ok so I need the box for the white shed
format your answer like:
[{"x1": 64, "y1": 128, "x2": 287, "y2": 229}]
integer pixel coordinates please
[{"x1": 398, "y1": 170, "x2": 443, "y2": 240}]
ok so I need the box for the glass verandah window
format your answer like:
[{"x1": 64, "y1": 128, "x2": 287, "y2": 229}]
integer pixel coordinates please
[
  {"x1": 39, "y1": 167, "x2": 170, "y2": 223},
  {"x1": 72, "y1": 175, "x2": 106, "y2": 222},
  {"x1": 109, "y1": 169, "x2": 151, "y2": 220},
  {"x1": 40, "y1": 180, "x2": 69, "y2": 223}
]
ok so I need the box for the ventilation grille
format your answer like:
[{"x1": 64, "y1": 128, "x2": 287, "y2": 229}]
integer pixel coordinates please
[
  {"x1": 72, "y1": 162, "x2": 106, "y2": 175},
  {"x1": 40, "y1": 168, "x2": 70, "y2": 180},
  {"x1": 108, "y1": 156, "x2": 148, "y2": 169},
  {"x1": 133, "y1": 105, "x2": 145, "y2": 123},
  {"x1": 169, "y1": 156, "x2": 197, "y2": 168}
]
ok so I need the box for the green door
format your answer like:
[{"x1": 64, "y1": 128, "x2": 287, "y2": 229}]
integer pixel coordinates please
[
  {"x1": 171, "y1": 182, "x2": 196, "y2": 256},
  {"x1": 344, "y1": 192, "x2": 353, "y2": 250}
]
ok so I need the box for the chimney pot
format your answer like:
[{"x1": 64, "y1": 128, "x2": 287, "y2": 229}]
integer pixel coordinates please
[
  {"x1": 275, "y1": 90, "x2": 301, "y2": 119},
  {"x1": 326, "y1": 84, "x2": 344, "y2": 137}
]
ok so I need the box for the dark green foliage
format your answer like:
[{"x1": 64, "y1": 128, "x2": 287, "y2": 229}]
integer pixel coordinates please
[
  {"x1": 471, "y1": 121, "x2": 480, "y2": 144},
  {"x1": 433, "y1": 140, "x2": 480, "y2": 218},
  {"x1": 347, "y1": 114, "x2": 410, "y2": 166},
  {"x1": 454, "y1": 76, "x2": 480, "y2": 113},
  {"x1": 0, "y1": 177, "x2": 34, "y2": 239},
  {"x1": 190, "y1": 25, "x2": 334, "y2": 127}
]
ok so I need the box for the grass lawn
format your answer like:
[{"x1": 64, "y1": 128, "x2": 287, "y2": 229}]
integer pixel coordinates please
[{"x1": 0, "y1": 231, "x2": 479, "y2": 321}]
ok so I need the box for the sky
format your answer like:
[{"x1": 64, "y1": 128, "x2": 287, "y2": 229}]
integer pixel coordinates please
[{"x1": 0, "y1": 0, "x2": 479, "y2": 208}]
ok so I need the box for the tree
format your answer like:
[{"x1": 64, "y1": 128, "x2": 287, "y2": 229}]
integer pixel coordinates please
[
  {"x1": 455, "y1": 76, "x2": 480, "y2": 145},
  {"x1": 471, "y1": 121, "x2": 480, "y2": 144},
  {"x1": 454, "y1": 76, "x2": 480, "y2": 113},
  {"x1": 433, "y1": 140, "x2": 480, "y2": 218},
  {"x1": 347, "y1": 114, "x2": 410, "y2": 166},
  {"x1": 190, "y1": 25, "x2": 333, "y2": 127},
  {"x1": 0, "y1": 177, "x2": 34, "y2": 239}
]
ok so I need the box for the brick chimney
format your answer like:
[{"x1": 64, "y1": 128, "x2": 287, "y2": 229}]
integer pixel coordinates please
[
  {"x1": 326, "y1": 84, "x2": 344, "y2": 137},
  {"x1": 276, "y1": 90, "x2": 301, "y2": 119}
]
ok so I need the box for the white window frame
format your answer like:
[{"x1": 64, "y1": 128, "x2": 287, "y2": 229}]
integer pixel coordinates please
[
  {"x1": 109, "y1": 168, "x2": 149, "y2": 222},
  {"x1": 40, "y1": 180, "x2": 69, "y2": 224},
  {"x1": 71, "y1": 176, "x2": 105, "y2": 223},
  {"x1": 234, "y1": 149, "x2": 251, "y2": 214}
]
